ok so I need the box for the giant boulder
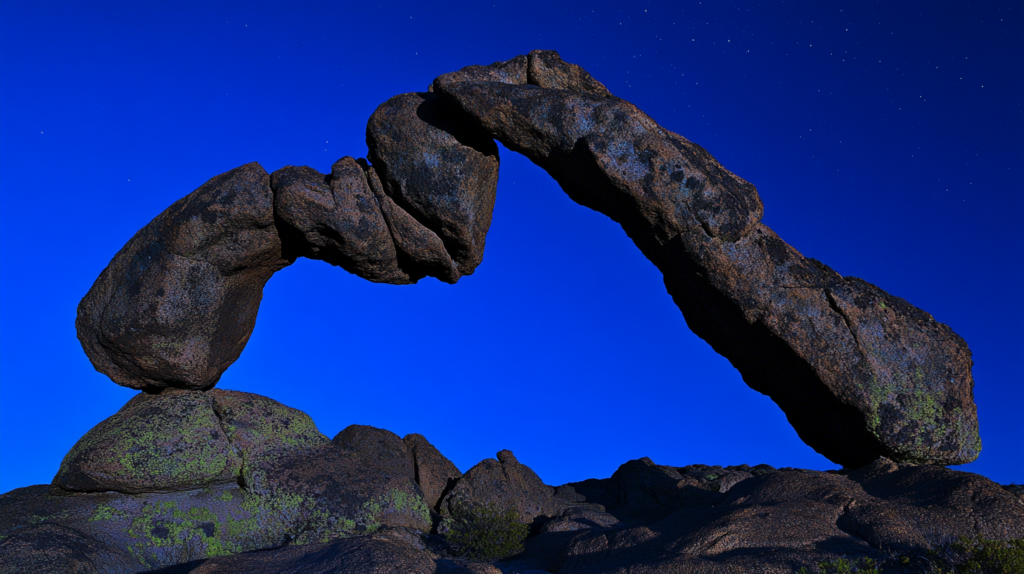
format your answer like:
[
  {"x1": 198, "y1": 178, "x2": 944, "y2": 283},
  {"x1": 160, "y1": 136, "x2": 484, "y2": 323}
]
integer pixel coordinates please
[
  {"x1": 53, "y1": 389, "x2": 328, "y2": 495},
  {"x1": 76, "y1": 163, "x2": 291, "y2": 391}
]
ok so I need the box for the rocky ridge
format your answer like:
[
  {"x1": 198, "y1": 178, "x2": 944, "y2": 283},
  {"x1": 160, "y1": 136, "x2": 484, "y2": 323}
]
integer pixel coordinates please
[{"x1": 1, "y1": 391, "x2": 1020, "y2": 574}]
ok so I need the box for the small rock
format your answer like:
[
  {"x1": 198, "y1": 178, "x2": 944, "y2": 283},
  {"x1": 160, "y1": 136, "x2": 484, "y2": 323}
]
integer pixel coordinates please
[
  {"x1": 431, "y1": 54, "x2": 527, "y2": 90},
  {"x1": 332, "y1": 425, "x2": 415, "y2": 482},
  {"x1": 403, "y1": 433, "x2": 462, "y2": 511},
  {"x1": 440, "y1": 450, "x2": 563, "y2": 523},
  {"x1": 526, "y1": 49, "x2": 612, "y2": 96}
]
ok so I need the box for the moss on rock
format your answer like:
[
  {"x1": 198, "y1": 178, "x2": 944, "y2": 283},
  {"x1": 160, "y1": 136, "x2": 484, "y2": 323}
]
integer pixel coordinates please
[{"x1": 53, "y1": 389, "x2": 241, "y2": 494}]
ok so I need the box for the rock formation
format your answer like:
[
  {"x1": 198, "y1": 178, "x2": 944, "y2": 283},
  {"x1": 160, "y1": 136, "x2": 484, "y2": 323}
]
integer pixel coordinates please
[
  {"x1": 1, "y1": 392, "x2": 1020, "y2": 573},
  {"x1": 73, "y1": 51, "x2": 978, "y2": 470},
  {"x1": 271, "y1": 157, "x2": 407, "y2": 283},
  {"x1": 4, "y1": 47, "x2": 1010, "y2": 574}
]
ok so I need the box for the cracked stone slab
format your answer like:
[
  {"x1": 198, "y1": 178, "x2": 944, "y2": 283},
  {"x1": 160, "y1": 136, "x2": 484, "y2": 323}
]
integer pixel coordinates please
[{"x1": 433, "y1": 51, "x2": 979, "y2": 467}]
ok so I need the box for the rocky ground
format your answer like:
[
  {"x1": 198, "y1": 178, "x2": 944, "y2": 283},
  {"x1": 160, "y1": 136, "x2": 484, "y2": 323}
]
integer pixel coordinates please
[{"x1": 1, "y1": 390, "x2": 1021, "y2": 574}]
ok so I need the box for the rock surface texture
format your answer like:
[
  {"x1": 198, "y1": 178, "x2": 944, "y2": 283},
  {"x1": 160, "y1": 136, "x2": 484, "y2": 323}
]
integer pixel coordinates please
[
  {"x1": 367, "y1": 91, "x2": 500, "y2": 276},
  {"x1": 75, "y1": 52, "x2": 977, "y2": 467},
  {"x1": 77, "y1": 163, "x2": 291, "y2": 391},
  {"x1": 439, "y1": 449, "x2": 567, "y2": 523},
  {"x1": 53, "y1": 389, "x2": 327, "y2": 494}
]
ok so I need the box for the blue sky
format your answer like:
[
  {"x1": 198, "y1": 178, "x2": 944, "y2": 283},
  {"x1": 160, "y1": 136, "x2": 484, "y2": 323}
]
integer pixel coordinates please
[{"x1": 1, "y1": 1, "x2": 1021, "y2": 493}]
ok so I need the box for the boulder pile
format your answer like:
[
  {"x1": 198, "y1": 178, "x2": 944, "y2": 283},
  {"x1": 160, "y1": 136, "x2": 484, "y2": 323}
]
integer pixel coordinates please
[{"x1": 0, "y1": 51, "x2": 1006, "y2": 574}]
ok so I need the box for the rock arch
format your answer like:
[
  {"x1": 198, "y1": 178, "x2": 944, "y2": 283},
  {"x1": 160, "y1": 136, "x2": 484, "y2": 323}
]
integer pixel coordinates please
[{"x1": 76, "y1": 50, "x2": 979, "y2": 469}]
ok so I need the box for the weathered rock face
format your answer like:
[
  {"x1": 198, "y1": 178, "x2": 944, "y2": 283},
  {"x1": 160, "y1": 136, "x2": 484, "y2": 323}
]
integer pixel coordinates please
[
  {"x1": 271, "y1": 158, "x2": 409, "y2": 284},
  {"x1": 5, "y1": 401, "x2": 1023, "y2": 574},
  {"x1": 208, "y1": 389, "x2": 329, "y2": 478},
  {"x1": 0, "y1": 523, "x2": 136, "y2": 574},
  {"x1": 53, "y1": 389, "x2": 326, "y2": 495},
  {"x1": 4, "y1": 401, "x2": 438, "y2": 573},
  {"x1": 367, "y1": 91, "x2": 499, "y2": 276},
  {"x1": 403, "y1": 433, "x2": 462, "y2": 512},
  {"x1": 240, "y1": 443, "x2": 431, "y2": 538},
  {"x1": 1, "y1": 482, "x2": 284, "y2": 573},
  {"x1": 364, "y1": 161, "x2": 461, "y2": 283},
  {"x1": 433, "y1": 51, "x2": 980, "y2": 468},
  {"x1": 429, "y1": 50, "x2": 611, "y2": 97},
  {"x1": 53, "y1": 389, "x2": 241, "y2": 494},
  {"x1": 506, "y1": 457, "x2": 1024, "y2": 574},
  {"x1": 76, "y1": 163, "x2": 291, "y2": 392},
  {"x1": 157, "y1": 532, "x2": 438, "y2": 574},
  {"x1": 439, "y1": 450, "x2": 565, "y2": 524},
  {"x1": 331, "y1": 425, "x2": 416, "y2": 483}
]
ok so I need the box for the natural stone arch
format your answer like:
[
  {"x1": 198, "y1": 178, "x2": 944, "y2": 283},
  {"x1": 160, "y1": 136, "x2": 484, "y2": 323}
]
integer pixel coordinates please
[{"x1": 76, "y1": 50, "x2": 979, "y2": 469}]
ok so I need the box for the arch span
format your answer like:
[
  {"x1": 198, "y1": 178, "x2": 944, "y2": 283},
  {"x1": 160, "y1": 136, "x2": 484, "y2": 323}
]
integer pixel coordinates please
[{"x1": 76, "y1": 50, "x2": 979, "y2": 469}]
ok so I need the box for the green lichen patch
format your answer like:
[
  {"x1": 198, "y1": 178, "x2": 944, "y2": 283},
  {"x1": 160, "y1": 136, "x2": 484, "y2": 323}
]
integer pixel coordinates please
[
  {"x1": 52, "y1": 390, "x2": 242, "y2": 493},
  {"x1": 860, "y1": 365, "x2": 980, "y2": 464},
  {"x1": 210, "y1": 390, "x2": 327, "y2": 462},
  {"x1": 285, "y1": 488, "x2": 432, "y2": 546},
  {"x1": 77, "y1": 485, "x2": 296, "y2": 569}
]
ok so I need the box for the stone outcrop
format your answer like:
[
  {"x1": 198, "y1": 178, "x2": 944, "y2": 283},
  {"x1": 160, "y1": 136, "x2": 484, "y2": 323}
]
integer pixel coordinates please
[
  {"x1": 439, "y1": 449, "x2": 567, "y2": 524},
  {"x1": 509, "y1": 457, "x2": 1024, "y2": 574},
  {"x1": 53, "y1": 389, "x2": 326, "y2": 494},
  {"x1": 330, "y1": 425, "x2": 417, "y2": 489},
  {"x1": 0, "y1": 523, "x2": 136, "y2": 574},
  {"x1": 152, "y1": 532, "x2": 439, "y2": 574},
  {"x1": 2, "y1": 400, "x2": 446, "y2": 573},
  {"x1": 403, "y1": 433, "x2": 462, "y2": 512},
  {"x1": 53, "y1": 389, "x2": 241, "y2": 494},
  {"x1": 76, "y1": 163, "x2": 291, "y2": 392},
  {"x1": 74, "y1": 51, "x2": 979, "y2": 468},
  {"x1": 10, "y1": 52, "x2": 1005, "y2": 573},
  {"x1": 3, "y1": 393, "x2": 1022, "y2": 574},
  {"x1": 432, "y1": 51, "x2": 980, "y2": 468}
]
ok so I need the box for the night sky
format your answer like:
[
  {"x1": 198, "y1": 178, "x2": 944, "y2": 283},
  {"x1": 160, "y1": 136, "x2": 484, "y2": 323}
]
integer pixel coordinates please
[{"x1": 1, "y1": 1, "x2": 1021, "y2": 494}]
